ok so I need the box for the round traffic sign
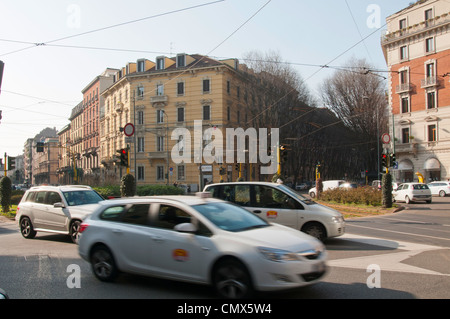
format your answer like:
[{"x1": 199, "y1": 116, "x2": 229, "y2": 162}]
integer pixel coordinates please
[
  {"x1": 381, "y1": 133, "x2": 390, "y2": 144},
  {"x1": 123, "y1": 123, "x2": 135, "y2": 137}
]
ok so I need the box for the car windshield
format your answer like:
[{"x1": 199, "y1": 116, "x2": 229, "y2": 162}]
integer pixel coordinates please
[
  {"x1": 63, "y1": 190, "x2": 104, "y2": 206},
  {"x1": 192, "y1": 202, "x2": 269, "y2": 232},
  {"x1": 276, "y1": 184, "x2": 315, "y2": 205}
]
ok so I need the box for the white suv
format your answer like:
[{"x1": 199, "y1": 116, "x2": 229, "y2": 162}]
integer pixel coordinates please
[
  {"x1": 16, "y1": 185, "x2": 104, "y2": 243},
  {"x1": 427, "y1": 181, "x2": 450, "y2": 197}
]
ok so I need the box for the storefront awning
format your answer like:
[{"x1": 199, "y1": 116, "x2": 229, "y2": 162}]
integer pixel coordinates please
[{"x1": 424, "y1": 158, "x2": 440, "y2": 170}]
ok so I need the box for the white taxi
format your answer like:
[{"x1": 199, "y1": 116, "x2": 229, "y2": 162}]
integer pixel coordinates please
[{"x1": 78, "y1": 194, "x2": 327, "y2": 298}]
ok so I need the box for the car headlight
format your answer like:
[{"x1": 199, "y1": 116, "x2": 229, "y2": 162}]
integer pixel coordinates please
[
  {"x1": 258, "y1": 247, "x2": 299, "y2": 262},
  {"x1": 331, "y1": 216, "x2": 344, "y2": 223}
]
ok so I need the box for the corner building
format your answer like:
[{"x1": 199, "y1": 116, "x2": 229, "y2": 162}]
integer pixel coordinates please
[
  {"x1": 382, "y1": 0, "x2": 450, "y2": 182},
  {"x1": 100, "y1": 54, "x2": 260, "y2": 191}
]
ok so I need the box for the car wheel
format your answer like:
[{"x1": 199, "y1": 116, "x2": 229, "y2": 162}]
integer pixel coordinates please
[
  {"x1": 439, "y1": 190, "x2": 446, "y2": 197},
  {"x1": 213, "y1": 259, "x2": 253, "y2": 299},
  {"x1": 91, "y1": 246, "x2": 118, "y2": 282},
  {"x1": 70, "y1": 220, "x2": 81, "y2": 244},
  {"x1": 309, "y1": 192, "x2": 316, "y2": 198},
  {"x1": 405, "y1": 196, "x2": 410, "y2": 204},
  {"x1": 20, "y1": 217, "x2": 37, "y2": 239},
  {"x1": 302, "y1": 222, "x2": 326, "y2": 241}
]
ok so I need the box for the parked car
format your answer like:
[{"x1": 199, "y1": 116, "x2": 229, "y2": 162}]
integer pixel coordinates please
[
  {"x1": 339, "y1": 182, "x2": 358, "y2": 189},
  {"x1": 392, "y1": 183, "x2": 432, "y2": 204},
  {"x1": 427, "y1": 181, "x2": 450, "y2": 197},
  {"x1": 204, "y1": 182, "x2": 345, "y2": 241},
  {"x1": 308, "y1": 180, "x2": 346, "y2": 198},
  {"x1": 78, "y1": 195, "x2": 327, "y2": 299},
  {"x1": 16, "y1": 185, "x2": 104, "y2": 243},
  {"x1": 371, "y1": 180, "x2": 381, "y2": 190}
]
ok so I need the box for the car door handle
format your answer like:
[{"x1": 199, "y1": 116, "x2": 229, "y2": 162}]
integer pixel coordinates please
[
  {"x1": 151, "y1": 235, "x2": 164, "y2": 242},
  {"x1": 253, "y1": 210, "x2": 262, "y2": 214}
]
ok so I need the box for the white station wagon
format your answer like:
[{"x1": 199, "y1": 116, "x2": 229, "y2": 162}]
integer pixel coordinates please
[
  {"x1": 78, "y1": 195, "x2": 327, "y2": 298},
  {"x1": 204, "y1": 182, "x2": 345, "y2": 241}
]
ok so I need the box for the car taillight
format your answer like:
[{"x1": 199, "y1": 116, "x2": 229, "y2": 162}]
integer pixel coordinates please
[{"x1": 79, "y1": 223, "x2": 89, "y2": 233}]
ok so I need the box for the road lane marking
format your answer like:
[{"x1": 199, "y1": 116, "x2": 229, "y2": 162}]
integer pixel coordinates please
[
  {"x1": 328, "y1": 234, "x2": 450, "y2": 276},
  {"x1": 346, "y1": 223, "x2": 450, "y2": 242}
]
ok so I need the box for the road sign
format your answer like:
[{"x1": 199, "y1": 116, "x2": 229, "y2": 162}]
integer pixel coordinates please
[
  {"x1": 381, "y1": 133, "x2": 391, "y2": 144},
  {"x1": 123, "y1": 123, "x2": 135, "y2": 137}
]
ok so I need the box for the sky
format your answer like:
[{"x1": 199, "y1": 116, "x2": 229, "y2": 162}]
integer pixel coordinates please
[{"x1": 0, "y1": 0, "x2": 415, "y2": 157}]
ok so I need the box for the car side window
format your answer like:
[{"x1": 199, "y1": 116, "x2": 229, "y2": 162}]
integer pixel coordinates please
[
  {"x1": 234, "y1": 185, "x2": 250, "y2": 206},
  {"x1": 25, "y1": 191, "x2": 36, "y2": 202},
  {"x1": 155, "y1": 204, "x2": 191, "y2": 230},
  {"x1": 46, "y1": 191, "x2": 62, "y2": 205},
  {"x1": 122, "y1": 204, "x2": 151, "y2": 226},
  {"x1": 35, "y1": 192, "x2": 47, "y2": 204},
  {"x1": 100, "y1": 206, "x2": 126, "y2": 221},
  {"x1": 254, "y1": 185, "x2": 300, "y2": 209}
]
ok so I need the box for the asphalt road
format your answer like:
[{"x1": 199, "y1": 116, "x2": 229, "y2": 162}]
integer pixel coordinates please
[{"x1": 0, "y1": 196, "x2": 449, "y2": 301}]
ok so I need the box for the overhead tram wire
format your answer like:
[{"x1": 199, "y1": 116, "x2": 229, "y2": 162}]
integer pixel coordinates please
[{"x1": 0, "y1": 0, "x2": 225, "y2": 57}]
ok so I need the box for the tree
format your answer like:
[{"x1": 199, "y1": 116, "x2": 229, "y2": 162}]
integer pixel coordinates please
[
  {"x1": 0, "y1": 176, "x2": 12, "y2": 213},
  {"x1": 320, "y1": 58, "x2": 389, "y2": 177}
]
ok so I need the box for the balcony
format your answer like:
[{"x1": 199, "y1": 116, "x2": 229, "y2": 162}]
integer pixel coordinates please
[
  {"x1": 395, "y1": 83, "x2": 413, "y2": 94},
  {"x1": 421, "y1": 76, "x2": 439, "y2": 88},
  {"x1": 395, "y1": 142, "x2": 418, "y2": 155},
  {"x1": 147, "y1": 151, "x2": 167, "y2": 159},
  {"x1": 150, "y1": 95, "x2": 168, "y2": 107}
]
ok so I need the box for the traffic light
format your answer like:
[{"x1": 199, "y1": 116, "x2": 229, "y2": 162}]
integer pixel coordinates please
[
  {"x1": 235, "y1": 163, "x2": 239, "y2": 171},
  {"x1": 7, "y1": 156, "x2": 15, "y2": 170},
  {"x1": 36, "y1": 142, "x2": 44, "y2": 152},
  {"x1": 117, "y1": 148, "x2": 128, "y2": 167},
  {"x1": 381, "y1": 153, "x2": 388, "y2": 168},
  {"x1": 280, "y1": 145, "x2": 288, "y2": 162},
  {"x1": 389, "y1": 153, "x2": 396, "y2": 167}
]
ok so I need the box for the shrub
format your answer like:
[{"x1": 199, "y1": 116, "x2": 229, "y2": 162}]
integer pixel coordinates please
[
  {"x1": 136, "y1": 185, "x2": 184, "y2": 196},
  {"x1": 320, "y1": 186, "x2": 382, "y2": 206},
  {"x1": 0, "y1": 176, "x2": 12, "y2": 213}
]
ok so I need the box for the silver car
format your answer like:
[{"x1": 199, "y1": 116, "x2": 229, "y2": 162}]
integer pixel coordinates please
[
  {"x1": 392, "y1": 183, "x2": 432, "y2": 204},
  {"x1": 16, "y1": 185, "x2": 104, "y2": 243}
]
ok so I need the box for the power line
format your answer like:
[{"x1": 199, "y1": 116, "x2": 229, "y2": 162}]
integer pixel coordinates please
[{"x1": 0, "y1": 0, "x2": 225, "y2": 57}]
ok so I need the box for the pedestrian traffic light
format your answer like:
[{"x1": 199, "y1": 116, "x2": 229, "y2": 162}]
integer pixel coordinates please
[
  {"x1": 280, "y1": 145, "x2": 288, "y2": 162},
  {"x1": 381, "y1": 153, "x2": 387, "y2": 168},
  {"x1": 7, "y1": 156, "x2": 15, "y2": 170},
  {"x1": 117, "y1": 148, "x2": 128, "y2": 167}
]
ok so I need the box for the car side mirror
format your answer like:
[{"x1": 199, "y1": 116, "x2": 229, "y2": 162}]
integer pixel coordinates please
[
  {"x1": 53, "y1": 202, "x2": 65, "y2": 208},
  {"x1": 0, "y1": 288, "x2": 9, "y2": 299},
  {"x1": 174, "y1": 223, "x2": 197, "y2": 233}
]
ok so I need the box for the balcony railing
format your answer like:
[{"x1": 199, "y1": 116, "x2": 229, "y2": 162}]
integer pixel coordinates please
[
  {"x1": 421, "y1": 76, "x2": 439, "y2": 88},
  {"x1": 395, "y1": 83, "x2": 413, "y2": 94}
]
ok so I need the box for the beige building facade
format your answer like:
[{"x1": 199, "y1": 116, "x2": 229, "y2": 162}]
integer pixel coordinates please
[{"x1": 100, "y1": 54, "x2": 259, "y2": 190}]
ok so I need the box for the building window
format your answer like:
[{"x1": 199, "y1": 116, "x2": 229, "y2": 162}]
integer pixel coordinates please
[
  {"x1": 177, "y1": 54, "x2": 185, "y2": 67},
  {"x1": 177, "y1": 107, "x2": 185, "y2": 122},
  {"x1": 401, "y1": 96, "x2": 410, "y2": 113},
  {"x1": 156, "y1": 84, "x2": 164, "y2": 96},
  {"x1": 227, "y1": 80, "x2": 231, "y2": 94},
  {"x1": 177, "y1": 165, "x2": 185, "y2": 181},
  {"x1": 427, "y1": 91, "x2": 436, "y2": 109},
  {"x1": 400, "y1": 46, "x2": 408, "y2": 60},
  {"x1": 157, "y1": 136, "x2": 164, "y2": 152},
  {"x1": 399, "y1": 70, "x2": 408, "y2": 84},
  {"x1": 177, "y1": 82, "x2": 184, "y2": 95},
  {"x1": 399, "y1": 18, "x2": 407, "y2": 30},
  {"x1": 156, "y1": 166, "x2": 165, "y2": 181},
  {"x1": 203, "y1": 105, "x2": 211, "y2": 121},
  {"x1": 202, "y1": 79, "x2": 210, "y2": 93},
  {"x1": 402, "y1": 128, "x2": 410, "y2": 144},
  {"x1": 137, "y1": 60, "x2": 145, "y2": 72},
  {"x1": 428, "y1": 124, "x2": 437, "y2": 142},
  {"x1": 137, "y1": 111, "x2": 144, "y2": 125},
  {"x1": 227, "y1": 106, "x2": 231, "y2": 121},
  {"x1": 156, "y1": 110, "x2": 164, "y2": 124},
  {"x1": 425, "y1": 37, "x2": 434, "y2": 53},
  {"x1": 137, "y1": 166, "x2": 145, "y2": 181},
  {"x1": 137, "y1": 137, "x2": 145, "y2": 152},
  {"x1": 137, "y1": 86, "x2": 144, "y2": 99},
  {"x1": 425, "y1": 8, "x2": 433, "y2": 23},
  {"x1": 156, "y1": 57, "x2": 165, "y2": 70}
]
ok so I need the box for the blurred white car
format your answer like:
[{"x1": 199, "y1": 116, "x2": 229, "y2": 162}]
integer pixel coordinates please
[
  {"x1": 16, "y1": 185, "x2": 104, "y2": 243},
  {"x1": 392, "y1": 183, "x2": 432, "y2": 204},
  {"x1": 427, "y1": 181, "x2": 450, "y2": 197},
  {"x1": 78, "y1": 195, "x2": 327, "y2": 298}
]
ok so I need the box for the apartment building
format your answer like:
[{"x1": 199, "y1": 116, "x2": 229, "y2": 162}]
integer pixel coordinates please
[
  {"x1": 382, "y1": 0, "x2": 450, "y2": 182},
  {"x1": 100, "y1": 53, "x2": 257, "y2": 190}
]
